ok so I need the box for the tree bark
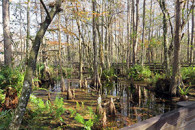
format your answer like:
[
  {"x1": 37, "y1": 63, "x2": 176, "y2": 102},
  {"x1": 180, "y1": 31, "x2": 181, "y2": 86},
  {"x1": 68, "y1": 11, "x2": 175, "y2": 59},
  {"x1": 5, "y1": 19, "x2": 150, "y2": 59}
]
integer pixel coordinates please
[
  {"x1": 92, "y1": 0, "x2": 102, "y2": 90},
  {"x1": 170, "y1": 0, "x2": 181, "y2": 96},
  {"x1": 3, "y1": 0, "x2": 12, "y2": 67},
  {"x1": 8, "y1": 1, "x2": 62, "y2": 129},
  {"x1": 158, "y1": 0, "x2": 170, "y2": 75},
  {"x1": 190, "y1": 0, "x2": 194, "y2": 65},
  {"x1": 26, "y1": 0, "x2": 30, "y2": 59},
  {"x1": 141, "y1": 0, "x2": 146, "y2": 66}
]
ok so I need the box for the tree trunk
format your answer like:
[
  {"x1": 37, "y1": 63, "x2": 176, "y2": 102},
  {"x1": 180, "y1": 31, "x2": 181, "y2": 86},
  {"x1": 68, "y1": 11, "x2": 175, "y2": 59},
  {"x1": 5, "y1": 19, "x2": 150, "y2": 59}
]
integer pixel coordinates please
[
  {"x1": 190, "y1": 0, "x2": 194, "y2": 65},
  {"x1": 141, "y1": 0, "x2": 146, "y2": 66},
  {"x1": 159, "y1": 0, "x2": 170, "y2": 75},
  {"x1": 187, "y1": 0, "x2": 190, "y2": 64},
  {"x1": 58, "y1": 14, "x2": 65, "y2": 92},
  {"x1": 26, "y1": 0, "x2": 30, "y2": 59},
  {"x1": 3, "y1": 0, "x2": 12, "y2": 67},
  {"x1": 8, "y1": 1, "x2": 62, "y2": 129},
  {"x1": 92, "y1": 0, "x2": 102, "y2": 90},
  {"x1": 170, "y1": 0, "x2": 181, "y2": 96},
  {"x1": 126, "y1": 0, "x2": 130, "y2": 68},
  {"x1": 132, "y1": 0, "x2": 135, "y2": 65}
]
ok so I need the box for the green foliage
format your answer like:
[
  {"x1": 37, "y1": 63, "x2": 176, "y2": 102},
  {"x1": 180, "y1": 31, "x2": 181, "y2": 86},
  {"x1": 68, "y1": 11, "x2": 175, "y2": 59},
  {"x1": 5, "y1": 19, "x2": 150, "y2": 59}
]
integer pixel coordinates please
[
  {"x1": 62, "y1": 67, "x2": 73, "y2": 79},
  {"x1": 178, "y1": 84, "x2": 190, "y2": 96},
  {"x1": 128, "y1": 65, "x2": 152, "y2": 81},
  {"x1": 29, "y1": 95, "x2": 65, "y2": 122},
  {"x1": 36, "y1": 63, "x2": 45, "y2": 75},
  {"x1": 102, "y1": 68, "x2": 117, "y2": 82},
  {"x1": 0, "y1": 67, "x2": 24, "y2": 93},
  {"x1": 74, "y1": 107, "x2": 97, "y2": 130},
  {"x1": 69, "y1": 108, "x2": 77, "y2": 117},
  {"x1": 181, "y1": 67, "x2": 195, "y2": 84},
  {"x1": 53, "y1": 97, "x2": 66, "y2": 121},
  {"x1": 147, "y1": 73, "x2": 166, "y2": 84},
  {"x1": 0, "y1": 89, "x2": 5, "y2": 104},
  {"x1": 102, "y1": 68, "x2": 117, "y2": 90},
  {"x1": 0, "y1": 110, "x2": 13, "y2": 129}
]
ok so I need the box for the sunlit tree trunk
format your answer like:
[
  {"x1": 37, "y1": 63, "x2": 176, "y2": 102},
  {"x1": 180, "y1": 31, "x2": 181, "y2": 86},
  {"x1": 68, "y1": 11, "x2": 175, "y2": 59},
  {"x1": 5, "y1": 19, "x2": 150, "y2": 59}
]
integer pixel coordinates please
[
  {"x1": 19, "y1": 0, "x2": 23, "y2": 62},
  {"x1": 187, "y1": 0, "x2": 190, "y2": 64},
  {"x1": 26, "y1": 0, "x2": 30, "y2": 59},
  {"x1": 126, "y1": 0, "x2": 130, "y2": 68},
  {"x1": 132, "y1": 0, "x2": 135, "y2": 65},
  {"x1": 141, "y1": 0, "x2": 146, "y2": 66},
  {"x1": 92, "y1": 0, "x2": 102, "y2": 91},
  {"x1": 3, "y1": 0, "x2": 12, "y2": 67},
  {"x1": 58, "y1": 14, "x2": 66, "y2": 92},
  {"x1": 9, "y1": 1, "x2": 62, "y2": 129},
  {"x1": 190, "y1": 0, "x2": 194, "y2": 65},
  {"x1": 159, "y1": 0, "x2": 170, "y2": 75}
]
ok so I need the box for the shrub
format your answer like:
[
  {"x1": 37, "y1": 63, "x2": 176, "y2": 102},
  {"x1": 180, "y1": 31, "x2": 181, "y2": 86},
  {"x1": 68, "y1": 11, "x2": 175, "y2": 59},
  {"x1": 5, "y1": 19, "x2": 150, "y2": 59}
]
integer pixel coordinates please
[
  {"x1": 128, "y1": 65, "x2": 152, "y2": 81},
  {"x1": 0, "y1": 89, "x2": 5, "y2": 104},
  {"x1": 74, "y1": 107, "x2": 98, "y2": 130},
  {"x1": 0, "y1": 110, "x2": 13, "y2": 129},
  {"x1": 181, "y1": 67, "x2": 195, "y2": 84},
  {"x1": 102, "y1": 68, "x2": 117, "y2": 82},
  {"x1": 178, "y1": 83, "x2": 191, "y2": 96},
  {"x1": 0, "y1": 67, "x2": 24, "y2": 93},
  {"x1": 62, "y1": 67, "x2": 73, "y2": 79},
  {"x1": 29, "y1": 95, "x2": 65, "y2": 122}
]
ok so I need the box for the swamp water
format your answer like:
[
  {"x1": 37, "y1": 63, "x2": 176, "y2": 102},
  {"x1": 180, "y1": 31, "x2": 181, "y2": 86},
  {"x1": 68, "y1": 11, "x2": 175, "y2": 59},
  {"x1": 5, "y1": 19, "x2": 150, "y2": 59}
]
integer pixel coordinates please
[{"x1": 33, "y1": 79, "x2": 178, "y2": 129}]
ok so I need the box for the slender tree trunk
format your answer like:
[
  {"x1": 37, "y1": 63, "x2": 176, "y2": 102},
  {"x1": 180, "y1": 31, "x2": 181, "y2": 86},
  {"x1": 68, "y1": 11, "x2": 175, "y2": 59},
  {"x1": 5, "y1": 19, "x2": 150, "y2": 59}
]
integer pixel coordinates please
[
  {"x1": 132, "y1": 0, "x2": 135, "y2": 65},
  {"x1": 141, "y1": 0, "x2": 146, "y2": 66},
  {"x1": 92, "y1": 0, "x2": 101, "y2": 91},
  {"x1": 76, "y1": 17, "x2": 83, "y2": 88},
  {"x1": 3, "y1": 0, "x2": 12, "y2": 67},
  {"x1": 159, "y1": 0, "x2": 170, "y2": 75},
  {"x1": 26, "y1": 0, "x2": 30, "y2": 59},
  {"x1": 147, "y1": 0, "x2": 152, "y2": 63},
  {"x1": 170, "y1": 0, "x2": 181, "y2": 96},
  {"x1": 9, "y1": 1, "x2": 62, "y2": 129},
  {"x1": 187, "y1": 0, "x2": 190, "y2": 64},
  {"x1": 19, "y1": 0, "x2": 23, "y2": 62},
  {"x1": 127, "y1": 0, "x2": 130, "y2": 68},
  {"x1": 58, "y1": 14, "x2": 65, "y2": 92},
  {"x1": 190, "y1": 0, "x2": 194, "y2": 65}
]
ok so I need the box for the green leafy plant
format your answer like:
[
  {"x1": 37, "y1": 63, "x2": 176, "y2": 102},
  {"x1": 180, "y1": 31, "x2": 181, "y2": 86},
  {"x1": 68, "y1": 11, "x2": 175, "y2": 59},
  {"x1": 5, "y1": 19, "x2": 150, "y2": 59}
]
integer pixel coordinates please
[
  {"x1": 75, "y1": 113, "x2": 94, "y2": 130},
  {"x1": 102, "y1": 68, "x2": 117, "y2": 82},
  {"x1": 0, "y1": 89, "x2": 5, "y2": 104},
  {"x1": 53, "y1": 97, "x2": 66, "y2": 121},
  {"x1": 178, "y1": 84, "x2": 190, "y2": 96},
  {"x1": 69, "y1": 108, "x2": 77, "y2": 117},
  {"x1": 62, "y1": 67, "x2": 73, "y2": 79},
  {"x1": 181, "y1": 67, "x2": 195, "y2": 84},
  {"x1": 128, "y1": 65, "x2": 152, "y2": 81},
  {"x1": 0, "y1": 67, "x2": 24, "y2": 93},
  {"x1": 73, "y1": 103, "x2": 98, "y2": 130},
  {"x1": 0, "y1": 110, "x2": 13, "y2": 129}
]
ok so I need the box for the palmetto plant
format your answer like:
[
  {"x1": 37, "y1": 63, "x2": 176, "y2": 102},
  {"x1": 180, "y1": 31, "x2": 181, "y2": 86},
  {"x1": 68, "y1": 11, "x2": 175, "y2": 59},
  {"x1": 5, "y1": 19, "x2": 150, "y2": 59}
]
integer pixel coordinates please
[{"x1": 178, "y1": 83, "x2": 190, "y2": 96}]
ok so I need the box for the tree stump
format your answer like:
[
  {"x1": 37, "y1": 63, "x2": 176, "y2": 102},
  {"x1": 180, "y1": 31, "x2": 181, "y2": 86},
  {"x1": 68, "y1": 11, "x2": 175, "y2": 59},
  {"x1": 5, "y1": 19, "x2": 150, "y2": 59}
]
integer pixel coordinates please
[
  {"x1": 67, "y1": 86, "x2": 73, "y2": 100},
  {"x1": 108, "y1": 98, "x2": 116, "y2": 116},
  {"x1": 61, "y1": 75, "x2": 66, "y2": 92},
  {"x1": 96, "y1": 95, "x2": 103, "y2": 116},
  {"x1": 102, "y1": 110, "x2": 107, "y2": 127}
]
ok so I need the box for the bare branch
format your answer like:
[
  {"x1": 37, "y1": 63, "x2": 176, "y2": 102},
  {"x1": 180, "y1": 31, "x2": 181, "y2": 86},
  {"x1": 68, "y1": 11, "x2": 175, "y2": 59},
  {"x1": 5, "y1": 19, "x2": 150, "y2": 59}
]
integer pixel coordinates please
[{"x1": 40, "y1": 0, "x2": 52, "y2": 20}]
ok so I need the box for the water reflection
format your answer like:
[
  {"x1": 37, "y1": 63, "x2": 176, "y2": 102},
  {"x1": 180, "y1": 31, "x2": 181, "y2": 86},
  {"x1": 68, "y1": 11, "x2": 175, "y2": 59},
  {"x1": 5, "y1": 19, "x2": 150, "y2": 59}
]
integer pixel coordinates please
[
  {"x1": 52, "y1": 79, "x2": 177, "y2": 127},
  {"x1": 104, "y1": 80, "x2": 177, "y2": 126}
]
